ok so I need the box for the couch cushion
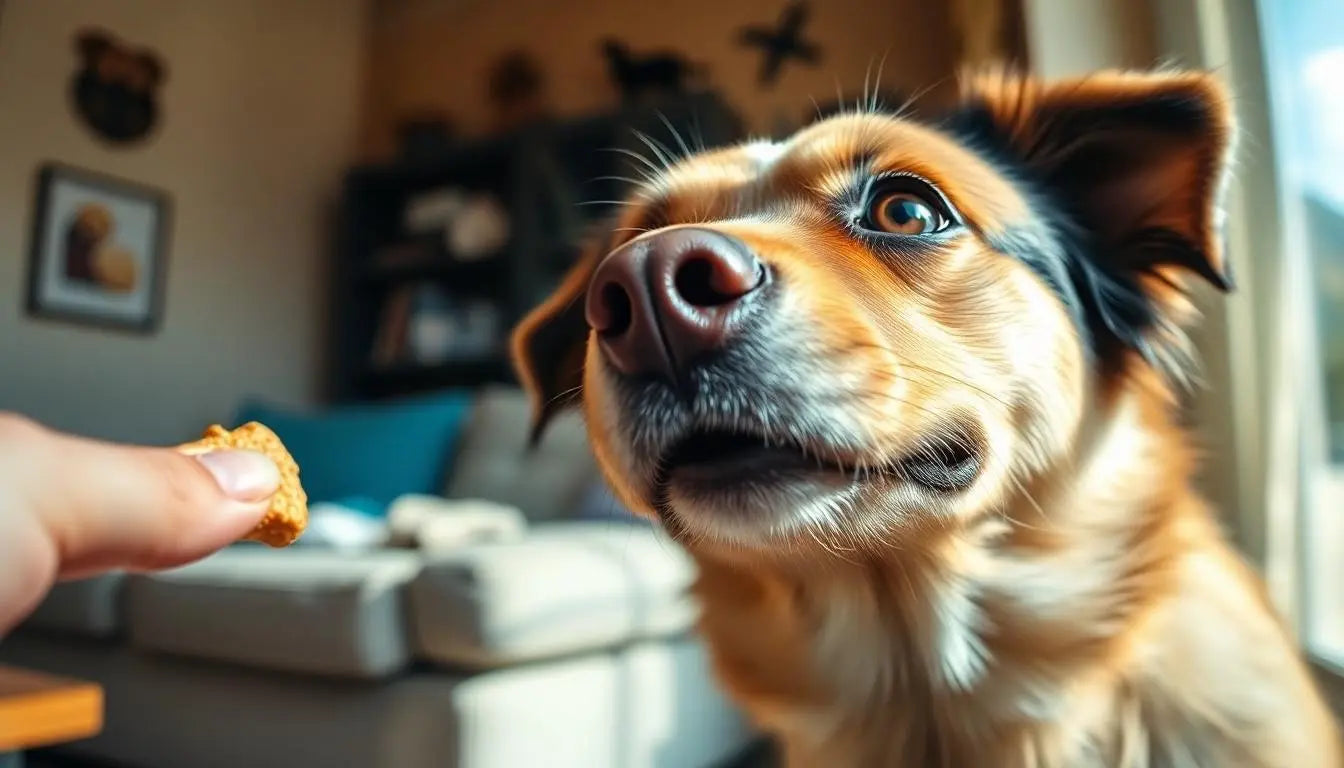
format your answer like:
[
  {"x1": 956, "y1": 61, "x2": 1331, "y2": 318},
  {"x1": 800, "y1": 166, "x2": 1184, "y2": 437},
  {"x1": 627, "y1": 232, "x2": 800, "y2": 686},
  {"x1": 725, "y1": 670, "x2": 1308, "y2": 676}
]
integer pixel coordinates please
[
  {"x1": 22, "y1": 573, "x2": 125, "y2": 638},
  {"x1": 408, "y1": 521, "x2": 697, "y2": 667},
  {"x1": 0, "y1": 632, "x2": 752, "y2": 768},
  {"x1": 126, "y1": 548, "x2": 421, "y2": 679},
  {"x1": 235, "y1": 389, "x2": 473, "y2": 509},
  {"x1": 443, "y1": 385, "x2": 596, "y2": 521}
]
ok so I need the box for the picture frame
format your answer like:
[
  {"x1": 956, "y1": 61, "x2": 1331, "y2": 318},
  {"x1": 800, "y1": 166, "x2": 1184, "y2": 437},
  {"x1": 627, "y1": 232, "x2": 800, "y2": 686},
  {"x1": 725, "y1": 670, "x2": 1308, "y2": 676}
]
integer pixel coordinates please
[{"x1": 26, "y1": 162, "x2": 172, "y2": 333}]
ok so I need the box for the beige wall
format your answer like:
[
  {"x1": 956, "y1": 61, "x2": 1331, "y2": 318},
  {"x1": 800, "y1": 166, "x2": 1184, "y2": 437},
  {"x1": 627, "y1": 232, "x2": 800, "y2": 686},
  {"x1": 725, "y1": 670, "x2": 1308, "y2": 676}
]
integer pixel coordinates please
[
  {"x1": 0, "y1": 0, "x2": 368, "y2": 444},
  {"x1": 362, "y1": 0, "x2": 958, "y2": 157},
  {"x1": 1020, "y1": 0, "x2": 1157, "y2": 77}
]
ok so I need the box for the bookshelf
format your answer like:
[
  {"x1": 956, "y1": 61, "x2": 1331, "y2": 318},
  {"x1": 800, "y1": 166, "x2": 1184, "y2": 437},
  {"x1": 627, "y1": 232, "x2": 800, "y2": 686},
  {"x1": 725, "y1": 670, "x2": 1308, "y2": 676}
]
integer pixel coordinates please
[{"x1": 327, "y1": 92, "x2": 743, "y2": 402}]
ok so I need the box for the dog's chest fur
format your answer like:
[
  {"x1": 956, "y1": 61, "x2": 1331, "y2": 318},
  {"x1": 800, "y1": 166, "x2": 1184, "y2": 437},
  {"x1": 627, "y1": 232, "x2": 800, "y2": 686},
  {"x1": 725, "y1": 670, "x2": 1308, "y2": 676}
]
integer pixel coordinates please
[
  {"x1": 694, "y1": 538, "x2": 1335, "y2": 767},
  {"x1": 693, "y1": 532, "x2": 1140, "y2": 766},
  {"x1": 687, "y1": 401, "x2": 1341, "y2": 768}
]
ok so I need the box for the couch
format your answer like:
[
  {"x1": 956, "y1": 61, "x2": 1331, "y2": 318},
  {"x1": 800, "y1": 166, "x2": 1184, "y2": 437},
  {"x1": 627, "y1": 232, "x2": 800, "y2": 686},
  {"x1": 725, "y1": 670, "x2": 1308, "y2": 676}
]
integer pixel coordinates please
[{"x1": 0, "y1": 386, "x2": 753, "y2": 768}]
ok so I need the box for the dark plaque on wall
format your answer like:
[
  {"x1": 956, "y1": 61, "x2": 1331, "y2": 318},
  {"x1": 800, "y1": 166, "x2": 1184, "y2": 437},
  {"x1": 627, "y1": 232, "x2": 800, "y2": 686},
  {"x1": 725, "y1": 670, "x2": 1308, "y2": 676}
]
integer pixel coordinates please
[{"x1": 70, "y1": 28, "x2": 167, "y2": 146}]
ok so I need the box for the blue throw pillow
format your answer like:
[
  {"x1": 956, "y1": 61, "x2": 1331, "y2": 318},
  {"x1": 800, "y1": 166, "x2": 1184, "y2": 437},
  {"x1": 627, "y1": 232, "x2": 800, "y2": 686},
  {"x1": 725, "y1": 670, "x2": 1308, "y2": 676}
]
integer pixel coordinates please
[{"x1": 233, "y1": 390, "x2": 473, "y2": 511}]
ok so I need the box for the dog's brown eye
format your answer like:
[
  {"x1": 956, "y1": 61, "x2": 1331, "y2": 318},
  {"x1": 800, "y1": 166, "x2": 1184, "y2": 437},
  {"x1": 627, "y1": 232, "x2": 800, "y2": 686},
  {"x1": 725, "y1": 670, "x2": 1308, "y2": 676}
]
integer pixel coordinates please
[{"x1": 869, "y1": 193, "x2": 944, "y2": 235}]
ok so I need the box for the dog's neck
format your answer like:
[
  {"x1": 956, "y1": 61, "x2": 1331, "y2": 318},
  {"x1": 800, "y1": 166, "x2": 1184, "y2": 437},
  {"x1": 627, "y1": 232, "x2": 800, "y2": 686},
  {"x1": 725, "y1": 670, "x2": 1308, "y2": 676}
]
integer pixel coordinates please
[{"x1": 687, "y1": 380, "x2": 1207, "y2": 765}]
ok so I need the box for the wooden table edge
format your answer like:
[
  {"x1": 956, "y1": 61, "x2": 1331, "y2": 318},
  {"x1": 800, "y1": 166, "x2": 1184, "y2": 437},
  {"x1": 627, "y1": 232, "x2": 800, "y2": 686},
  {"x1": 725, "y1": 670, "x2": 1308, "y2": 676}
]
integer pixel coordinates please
[{"x1": 0, "y1": 665, "x2": 104, "y2": 752}]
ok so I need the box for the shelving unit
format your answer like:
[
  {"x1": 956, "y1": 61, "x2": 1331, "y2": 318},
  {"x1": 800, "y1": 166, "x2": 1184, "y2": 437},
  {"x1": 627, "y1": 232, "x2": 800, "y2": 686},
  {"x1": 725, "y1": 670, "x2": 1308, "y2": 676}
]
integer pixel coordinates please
[{"x1": 327, "y1": 92, "x2": 743, "y2": 402}]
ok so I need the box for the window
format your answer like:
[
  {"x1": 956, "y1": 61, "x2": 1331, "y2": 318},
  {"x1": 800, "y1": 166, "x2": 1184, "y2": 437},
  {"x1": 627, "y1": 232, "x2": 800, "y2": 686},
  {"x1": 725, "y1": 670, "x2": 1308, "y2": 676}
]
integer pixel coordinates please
[{"x1": 1255, "y1": 0, "x2": 1344, "y2": 668}]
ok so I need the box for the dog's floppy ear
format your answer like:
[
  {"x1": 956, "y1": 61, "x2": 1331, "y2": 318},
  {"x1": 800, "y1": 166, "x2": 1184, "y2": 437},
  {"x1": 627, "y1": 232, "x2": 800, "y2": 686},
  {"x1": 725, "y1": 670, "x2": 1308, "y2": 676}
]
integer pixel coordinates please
[
  {"x1": 510, "y1": 243, "x2": 602, "y2": 445},
  {"x1": 952, "y1": 68, "x2": 1236, "y2": 372}
]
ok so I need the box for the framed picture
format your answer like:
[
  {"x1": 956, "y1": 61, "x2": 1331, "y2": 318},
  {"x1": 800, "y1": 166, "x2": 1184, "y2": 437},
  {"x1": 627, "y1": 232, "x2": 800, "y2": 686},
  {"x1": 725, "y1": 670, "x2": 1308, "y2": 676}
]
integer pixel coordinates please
[{"x1": 26, "y1": 162, "x2": 171, "y2": 333}]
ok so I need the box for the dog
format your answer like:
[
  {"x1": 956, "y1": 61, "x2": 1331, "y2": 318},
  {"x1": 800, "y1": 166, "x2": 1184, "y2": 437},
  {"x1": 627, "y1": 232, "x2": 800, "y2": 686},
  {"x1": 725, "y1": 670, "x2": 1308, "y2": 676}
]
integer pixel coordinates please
[
  {"x1": 510, "y1": 68, "x2": 1343, "y2": 767},
  {"x1": 601, "y1": 39, "x2": 702, "y2": 102}
]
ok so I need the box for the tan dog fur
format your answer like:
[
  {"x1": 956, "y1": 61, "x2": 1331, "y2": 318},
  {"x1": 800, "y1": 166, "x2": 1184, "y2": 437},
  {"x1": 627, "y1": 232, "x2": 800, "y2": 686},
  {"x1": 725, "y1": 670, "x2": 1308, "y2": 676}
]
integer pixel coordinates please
[{"x1": 512, "y1": 69, "x2": 1342, "y2": 767}]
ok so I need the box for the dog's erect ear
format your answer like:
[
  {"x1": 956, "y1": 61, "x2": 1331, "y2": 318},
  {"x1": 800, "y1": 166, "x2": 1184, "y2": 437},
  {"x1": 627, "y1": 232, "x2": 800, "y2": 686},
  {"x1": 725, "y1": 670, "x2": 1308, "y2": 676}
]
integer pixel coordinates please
[
  {"x1": 951, "y1": 68, "x2": 1237, "y2": 374},
  {"x1": 510, "y1": 246, "x2": 601, "y2": 445},
  {"x1": 956, "y1": 68, "x2": 1236, "y2": 292},
  {"x1": 75, "y1": 30, "x2": 113, "y2": 63},
  {"x1": 137, "y1": 52, "x2": 166, "y2": 89}
]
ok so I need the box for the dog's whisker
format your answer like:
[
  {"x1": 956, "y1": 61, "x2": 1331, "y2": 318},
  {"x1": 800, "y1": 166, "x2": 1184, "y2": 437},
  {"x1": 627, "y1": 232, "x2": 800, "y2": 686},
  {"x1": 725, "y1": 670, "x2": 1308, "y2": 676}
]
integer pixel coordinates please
[
  {"x1": 850, "y1": 351, "x2": 1016, "y2": 411},
  {"x1": 654, "y1": 110, "x2": 693, "y2": 160},
  {"x1": 576, "y1": 199, "x2": 640, "y2": 208},
  {"x1": 600, "y1": 146, "x2": 663, "y2": 176},
  {"x1": 630, "y1": 128, "x2": 677, "y2": 171},
  {"x1": 588, "y1": 174, "x2": 649, "y2": 188},
  {"x1": 872, "y1": 48, "x2": 891, "y2": 113},
  {"x1": 544, "y1": 384, "x2": 583, "y2": 410}
]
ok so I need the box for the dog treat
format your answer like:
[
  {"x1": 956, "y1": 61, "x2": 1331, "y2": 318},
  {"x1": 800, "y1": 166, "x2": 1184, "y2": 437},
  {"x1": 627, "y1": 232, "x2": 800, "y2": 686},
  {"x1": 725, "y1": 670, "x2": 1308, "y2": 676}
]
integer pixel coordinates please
[{"x1": 178, "y1": 422, "x2": 307, "y2": 547}]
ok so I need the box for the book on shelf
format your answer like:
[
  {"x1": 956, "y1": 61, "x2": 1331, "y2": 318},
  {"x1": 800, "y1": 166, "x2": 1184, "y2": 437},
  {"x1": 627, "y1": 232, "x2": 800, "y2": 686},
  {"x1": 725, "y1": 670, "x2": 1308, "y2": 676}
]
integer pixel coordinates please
[
  {"x1": 371, "y1": 240, "x2": 435, "y2": 273},
  {"x1": 370, "y1": 286, "x2": 413, "y2": 367},
  {"x1": 369, "y1": 283, "x2": 507, "y2": 370}
]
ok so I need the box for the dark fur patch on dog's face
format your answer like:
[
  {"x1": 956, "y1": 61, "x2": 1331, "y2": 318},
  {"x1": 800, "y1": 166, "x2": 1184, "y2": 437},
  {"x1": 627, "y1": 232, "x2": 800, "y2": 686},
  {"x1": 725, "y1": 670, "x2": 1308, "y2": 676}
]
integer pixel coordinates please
[
  {"x1": 938, "y1": 76, "x2": 1233, "y2": 380},
  {"x1": 512, "y1": 69, "x2": 1235, "y2": 550}
]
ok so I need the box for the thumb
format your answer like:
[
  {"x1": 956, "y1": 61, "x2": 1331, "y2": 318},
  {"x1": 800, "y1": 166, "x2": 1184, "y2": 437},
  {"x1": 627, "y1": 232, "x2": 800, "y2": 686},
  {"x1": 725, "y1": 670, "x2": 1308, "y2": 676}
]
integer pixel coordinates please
[{"x1": 29, "y1": 426, "x2": 280, "y2": 576}]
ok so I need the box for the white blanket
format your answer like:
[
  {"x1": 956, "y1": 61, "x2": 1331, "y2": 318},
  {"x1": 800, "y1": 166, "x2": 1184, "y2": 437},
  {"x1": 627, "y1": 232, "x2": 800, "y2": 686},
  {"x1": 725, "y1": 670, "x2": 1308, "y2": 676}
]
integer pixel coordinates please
[
  {"x1": 297, "y1": 495, "x2": 528, "y2": 552},
  {"x1": 386, "y1": 494, "x2": 528, "y2": 551}
]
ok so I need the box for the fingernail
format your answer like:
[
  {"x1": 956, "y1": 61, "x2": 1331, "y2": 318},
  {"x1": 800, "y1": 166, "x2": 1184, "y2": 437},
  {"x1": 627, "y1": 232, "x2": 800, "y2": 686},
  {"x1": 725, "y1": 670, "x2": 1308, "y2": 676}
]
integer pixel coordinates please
[{"x1": 195, "y1": 450, "x2": 280, "y2": 502}]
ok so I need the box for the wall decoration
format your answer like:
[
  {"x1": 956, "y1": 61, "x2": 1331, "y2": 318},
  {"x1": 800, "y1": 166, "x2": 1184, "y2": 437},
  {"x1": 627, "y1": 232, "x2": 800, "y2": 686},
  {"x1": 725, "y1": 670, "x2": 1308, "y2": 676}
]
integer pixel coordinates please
[
  {"x1": 488, "y1": 50, "x2": 548, "y2": 131},
  {"x1": 738, "y1": 1, "x2": 822, "y2": 86},
  {"x1": 396, "y1": 112, "x2": 457, "y2": 162},
  {"x1": 26, "y1": 163, "x2": 171, "y2": 333},
  {"x1": 70, "y1": 28, "x2": 167, "y2": 145},
  {"x1": 601, "y1": 38, "x2": 702, "y2": 103}
]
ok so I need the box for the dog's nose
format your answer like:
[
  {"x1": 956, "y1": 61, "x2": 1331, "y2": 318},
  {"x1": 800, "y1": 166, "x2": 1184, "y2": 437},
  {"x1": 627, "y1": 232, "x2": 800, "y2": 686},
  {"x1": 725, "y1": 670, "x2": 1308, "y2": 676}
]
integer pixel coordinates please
[{"x1": 586, "y1": 227, "x2": 766, "y2": 381}]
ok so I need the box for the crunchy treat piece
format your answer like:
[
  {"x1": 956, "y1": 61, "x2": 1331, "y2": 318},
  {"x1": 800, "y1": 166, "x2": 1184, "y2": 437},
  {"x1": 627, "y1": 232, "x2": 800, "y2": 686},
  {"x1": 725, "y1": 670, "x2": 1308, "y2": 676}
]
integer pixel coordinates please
[{"x1": 179, "y1": 422, "x2": 307, "y2": 547}]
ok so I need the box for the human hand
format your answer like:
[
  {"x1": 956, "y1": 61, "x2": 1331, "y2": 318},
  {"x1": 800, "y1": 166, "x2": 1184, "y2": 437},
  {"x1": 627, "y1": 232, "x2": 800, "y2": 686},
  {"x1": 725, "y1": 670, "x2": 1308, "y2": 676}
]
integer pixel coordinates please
[{"x1": 0, "y1": 413, "x2": 279, "y2": 635}]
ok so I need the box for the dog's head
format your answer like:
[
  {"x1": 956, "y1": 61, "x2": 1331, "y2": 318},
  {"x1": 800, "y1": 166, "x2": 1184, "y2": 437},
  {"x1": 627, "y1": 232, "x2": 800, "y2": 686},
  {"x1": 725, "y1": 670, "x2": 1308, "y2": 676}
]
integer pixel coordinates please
[{"x1": 513, "y1": 69, "x2": 1234, "y2": 556}]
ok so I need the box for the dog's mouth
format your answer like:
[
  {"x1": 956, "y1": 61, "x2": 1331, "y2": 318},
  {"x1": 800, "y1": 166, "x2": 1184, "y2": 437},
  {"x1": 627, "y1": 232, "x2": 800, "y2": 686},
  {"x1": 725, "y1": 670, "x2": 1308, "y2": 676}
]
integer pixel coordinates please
[
  {"x1": 661, "y1": 429, "x2": 849, "y2": 485},
  {"x1": 656, "y1": 426, "x2": 983, "y2": 496}
]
